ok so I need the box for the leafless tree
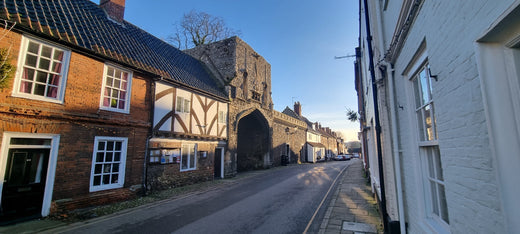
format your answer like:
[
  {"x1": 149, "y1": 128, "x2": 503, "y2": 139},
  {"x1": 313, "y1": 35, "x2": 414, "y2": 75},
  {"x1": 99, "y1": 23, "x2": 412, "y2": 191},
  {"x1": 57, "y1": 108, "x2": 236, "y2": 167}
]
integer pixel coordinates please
[{"x1": 169, "y1": 10, "x2": 239, "y2": 49}]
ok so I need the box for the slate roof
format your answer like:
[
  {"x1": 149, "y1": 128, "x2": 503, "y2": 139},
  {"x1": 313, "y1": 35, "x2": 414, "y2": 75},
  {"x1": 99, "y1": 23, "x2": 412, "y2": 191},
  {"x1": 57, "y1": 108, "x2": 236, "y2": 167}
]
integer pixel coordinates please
[
  {"x1": 282, "y1": 106, "x2": 320, "y2": 134},
  {"x1": 0, "y1": 0, "x2": 227, "y2": 99}
]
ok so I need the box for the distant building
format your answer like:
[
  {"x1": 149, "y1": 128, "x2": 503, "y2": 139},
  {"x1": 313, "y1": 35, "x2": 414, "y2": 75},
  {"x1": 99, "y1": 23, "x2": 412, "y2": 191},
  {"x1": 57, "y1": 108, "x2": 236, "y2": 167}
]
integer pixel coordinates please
[{"x1": 357, "y1": 0, "x2": 520, "y2": 233}]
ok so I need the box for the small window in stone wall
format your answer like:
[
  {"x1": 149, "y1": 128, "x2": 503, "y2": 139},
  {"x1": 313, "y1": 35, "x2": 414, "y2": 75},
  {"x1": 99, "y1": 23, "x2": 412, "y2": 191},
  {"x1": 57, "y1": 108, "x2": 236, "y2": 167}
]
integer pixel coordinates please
[
  {"x1": 251, "y1": 91, "x2": 261, "y2": 101},
  {"x1": 149, "y1": 148, "x2": 180, "y2": 164}
]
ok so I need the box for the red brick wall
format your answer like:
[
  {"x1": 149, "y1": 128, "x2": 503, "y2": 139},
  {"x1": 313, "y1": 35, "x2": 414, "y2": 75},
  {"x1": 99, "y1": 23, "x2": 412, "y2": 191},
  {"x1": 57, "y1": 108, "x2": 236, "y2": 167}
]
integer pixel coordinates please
[
  {"x1": 146, "y1": 140, "x2": 216, "y2": 191},
  {"x1": 0, "y1": 30, "x2": 152, "y2": 214}
]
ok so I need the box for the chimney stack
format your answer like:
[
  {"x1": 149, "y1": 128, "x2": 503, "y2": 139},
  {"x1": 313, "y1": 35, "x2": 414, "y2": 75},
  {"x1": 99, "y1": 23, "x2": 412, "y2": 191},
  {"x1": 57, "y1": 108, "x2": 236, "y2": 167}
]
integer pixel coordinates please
[
  {"x1": 294, "y1": 102, "x2": 302, "y2": 116},
  {"x1": 100, "y1": 0, "x2": 126, "y2": 22}
]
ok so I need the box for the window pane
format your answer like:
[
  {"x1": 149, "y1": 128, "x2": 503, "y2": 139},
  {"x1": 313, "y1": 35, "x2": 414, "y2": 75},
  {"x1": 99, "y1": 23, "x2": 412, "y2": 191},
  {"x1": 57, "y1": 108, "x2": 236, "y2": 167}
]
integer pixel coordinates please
[
  {"x1": 94, "y1": 164, "x2": 102, "y2": 174},
  {"x1": 427, "y1": 148, "x2": 436, "y2": 178},
  {"x1": 433, "y1": 146, "x2": 443, "y2": 180},
  {"x1": 184, "y1": 99, "x2": 190, "y2": 113},
  {"x1": 417, "y1": 110, "x2": 426, "y2": 141},
  {"x1": 22, "y1": 68, "x2": 35, "y2": 81},
  {"x1": 190, "y1": 153, "x2": 196, "y2": 168},
  {"x1": 93, "y1": 175, "x2": 101, "y2": 186},
  {"x1": 111, "y1": 174, "x2": 119, "y2": 183},
  {"x1": 107, "y1": 141, "x2": 114, "y2": 151},
  {"x1": 28, "y1": 42, "x2": 39, "y2": 54},
  {"x1": 115, "y1": 151, "x2": 121, "y2": 162},
  {"x1": 106, "y1": 77, "x2": 113, "y2": 86},
  {"x1": 98, "y1": 141, "x2": 105, "y2": 150},
  {"x1": 105, "y1": 152, "x2": 113, "y2": 162},
  {"x1": 419, "y1": 68, "x2": 430, "y2": 104},
  {"x1": 425, "y1": 105, "x2": 434, "y2": 141},
  {"x1": 439, "y1": 184, "x2": 449, "y2": 223},
  {"x1": 36, "y1": 71, "x2": 48, "y2": 83},
  {"x1": 430, "y1": 181, "x2": 439, "y2": 216},
  {"x1": 107, "y1": 67, "x2": 114, "y2": 77},
  {"x1": 113, "y1": 163, "x2": 120, "y2": 172},
  {"x1": 103, "y1": 175, "x2": 110, "y2": 185},
  {"x1": 41, "y1": 46, "x2": 52, "y2": 58},
  {"x1": 176, "y1": 97, "x2": 183, "y2": 112},
  {"x1": 115, "y1": 142, "x2": 122, "y2": 151},
  {"x1": 38, "y1": 58, "x2": 50, "y2": 70},
  {"x1": 34, "y1": 84, "x2": 46, "y2": 96},
  {"x1": 181, "y1": 151, "x2": 188, "y2": 169},
  {"x1": 46, "y1": 86, "x2": 57, "y2": 98},
  {"x1": 96, "y1": 152, "x2": 104, "y2": 162},
  {"x1": 53, "y1": 50, "x2": 64, "y2": 60},
  {"x1": 103, "y1": 164, "x2": 111, "y2": 173},
  {"x1": 25, "y1": 54, "x2": 38, "y2": 67}
]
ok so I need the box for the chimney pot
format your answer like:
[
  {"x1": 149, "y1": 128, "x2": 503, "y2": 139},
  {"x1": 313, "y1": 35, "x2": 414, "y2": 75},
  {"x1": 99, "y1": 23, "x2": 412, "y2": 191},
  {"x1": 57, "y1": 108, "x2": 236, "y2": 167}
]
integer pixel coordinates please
[{"x1": 100, "y1": 0, "x2": 126, "y2": 22}]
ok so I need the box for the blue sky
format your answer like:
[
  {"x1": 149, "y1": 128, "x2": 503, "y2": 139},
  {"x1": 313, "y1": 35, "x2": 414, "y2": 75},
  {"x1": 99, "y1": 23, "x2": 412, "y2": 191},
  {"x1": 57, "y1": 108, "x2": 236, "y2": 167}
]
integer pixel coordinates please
[{"x1": 93, "y1": 0, "x2": 360, "y2": 141}]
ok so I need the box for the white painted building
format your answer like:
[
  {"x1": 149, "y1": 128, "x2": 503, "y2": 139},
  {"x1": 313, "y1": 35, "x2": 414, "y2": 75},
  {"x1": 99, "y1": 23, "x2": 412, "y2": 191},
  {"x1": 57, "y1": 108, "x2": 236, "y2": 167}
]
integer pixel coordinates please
[{"x1": 357, "y1": 0, "x2": 520, "y2": 233}]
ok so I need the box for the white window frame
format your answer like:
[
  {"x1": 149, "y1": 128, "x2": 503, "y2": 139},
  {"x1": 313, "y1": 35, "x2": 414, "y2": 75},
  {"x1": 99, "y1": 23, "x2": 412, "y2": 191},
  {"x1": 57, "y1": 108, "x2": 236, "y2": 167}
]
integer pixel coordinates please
[
  {"x1": 99, "y1": 64, "x2": 133, "y2": 114},
  {"x1": 0, "y1": 132, "x2": 60, "y2": 217},
  {"x1": 175, "y1": 96, "x2": 191, "y2": 114},
  {"x1": 12, "y1": 36, "x2": 71, "y2": 103},
  {"x1": 218, "y1": 110, "x2": 227, "y2": 124},
  {"x1": 90, "y1": 136, "x2": 127, "y2": 192},
  {"x1": 407, "y1": 52, "x2": 450, "y2": 231},
  {"x1": 180, "y1": 143, "x2": 197, "y2": 171}
]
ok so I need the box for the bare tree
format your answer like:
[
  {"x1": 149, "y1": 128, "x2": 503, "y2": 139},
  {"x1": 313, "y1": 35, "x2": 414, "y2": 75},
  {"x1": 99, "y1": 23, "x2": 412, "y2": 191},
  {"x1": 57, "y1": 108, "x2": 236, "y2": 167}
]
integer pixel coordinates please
[{"x1": 169, "y1": 10, "x2": 239, "y2": 49}]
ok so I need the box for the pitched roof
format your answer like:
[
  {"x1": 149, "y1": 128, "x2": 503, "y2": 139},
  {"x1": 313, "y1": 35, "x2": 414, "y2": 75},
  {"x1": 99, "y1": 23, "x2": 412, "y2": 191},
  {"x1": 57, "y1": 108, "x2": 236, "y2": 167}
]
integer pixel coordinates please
[
  {"x1": 282, "y1": 106, "x2": 319, "y2": 133},
  {"x1": 0, "y1": 0, "x2": 227, "y2": 99}
]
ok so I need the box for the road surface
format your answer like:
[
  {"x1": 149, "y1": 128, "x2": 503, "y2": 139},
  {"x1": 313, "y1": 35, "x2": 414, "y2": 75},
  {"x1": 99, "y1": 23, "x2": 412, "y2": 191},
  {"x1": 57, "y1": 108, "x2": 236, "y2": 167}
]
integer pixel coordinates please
[{"x1": 55, "y1": 160, "x2": 353, "y2": 234}]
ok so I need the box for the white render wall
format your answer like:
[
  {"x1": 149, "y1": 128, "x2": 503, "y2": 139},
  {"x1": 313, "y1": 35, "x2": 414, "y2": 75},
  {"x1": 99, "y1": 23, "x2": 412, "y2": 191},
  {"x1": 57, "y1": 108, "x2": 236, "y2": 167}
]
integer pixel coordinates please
[{"x1": 362, "y1": 0, "x2": 520, "y2": 233}]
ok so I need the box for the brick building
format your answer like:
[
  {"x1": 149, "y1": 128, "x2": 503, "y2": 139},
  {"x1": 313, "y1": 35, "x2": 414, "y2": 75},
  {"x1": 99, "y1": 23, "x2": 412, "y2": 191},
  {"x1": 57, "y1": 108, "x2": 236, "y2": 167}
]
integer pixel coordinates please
[
  {"x1": 357, "y1": 0, "x2": 520, "y2": 233},
  {"x1": 0, "y1": 0, "x2": 227, "y2": 222}
]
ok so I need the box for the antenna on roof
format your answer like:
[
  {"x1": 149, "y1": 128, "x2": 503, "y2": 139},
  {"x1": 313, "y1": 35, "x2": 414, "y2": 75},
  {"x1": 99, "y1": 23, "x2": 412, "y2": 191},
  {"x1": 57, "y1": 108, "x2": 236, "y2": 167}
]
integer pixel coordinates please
[{"x1": 334, "y1": 54, "x2": 356, "y2": 59}]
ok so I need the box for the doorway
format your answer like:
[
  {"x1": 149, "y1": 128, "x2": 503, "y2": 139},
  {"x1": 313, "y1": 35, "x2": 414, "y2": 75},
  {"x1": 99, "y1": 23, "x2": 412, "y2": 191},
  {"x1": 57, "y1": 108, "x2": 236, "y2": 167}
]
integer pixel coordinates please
[
  {"x1": 1, "y1": 149, "x2": 49, "y2": 223},
  {"x1": 214, "y1": 147, "x2": 224, "y2": 178},
  {"x1": 0, "y1": 133, "x2": 59, "y2": 224},
  {"x1": 236, "y1": 110, "x2": 269, "y2": 172}
]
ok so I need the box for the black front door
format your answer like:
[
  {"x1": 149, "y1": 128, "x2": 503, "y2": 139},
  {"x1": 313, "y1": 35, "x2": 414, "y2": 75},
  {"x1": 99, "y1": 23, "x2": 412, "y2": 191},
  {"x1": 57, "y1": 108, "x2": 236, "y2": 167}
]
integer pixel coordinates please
[
  {"x1": 214, "y1": 148, "x2": 222, "y2": 178},
  {"x1": 1, "y1": 149, "x2": 49, "y2": 224}
]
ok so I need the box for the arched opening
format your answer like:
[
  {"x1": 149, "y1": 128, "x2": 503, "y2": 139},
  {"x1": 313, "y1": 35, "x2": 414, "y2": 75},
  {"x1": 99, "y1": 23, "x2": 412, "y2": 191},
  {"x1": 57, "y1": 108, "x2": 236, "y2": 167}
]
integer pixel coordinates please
[{"x1": 237, "y1": 110, "x2": 269, "y2": 172}]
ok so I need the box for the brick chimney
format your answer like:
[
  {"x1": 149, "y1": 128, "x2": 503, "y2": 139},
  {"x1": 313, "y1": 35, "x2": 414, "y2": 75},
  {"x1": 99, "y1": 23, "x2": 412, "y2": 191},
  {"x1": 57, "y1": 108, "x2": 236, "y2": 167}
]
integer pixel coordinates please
[
  {"x1": 100, "y1": 0, "x2": 126, "y2": 22},
  {"x1": 294, "y1": 102, "x2": 302, "y2": 116}
]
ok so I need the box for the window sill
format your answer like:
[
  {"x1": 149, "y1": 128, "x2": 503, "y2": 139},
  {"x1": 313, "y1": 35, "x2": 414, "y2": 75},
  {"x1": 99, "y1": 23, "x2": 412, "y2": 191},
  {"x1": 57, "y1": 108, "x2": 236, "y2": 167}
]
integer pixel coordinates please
[
  {"x1": 180, "y1": 168, "x2": 197, "y2": 172},
  {"x1": 89, "y1": 184, "x2": 124, "y2": 192}
]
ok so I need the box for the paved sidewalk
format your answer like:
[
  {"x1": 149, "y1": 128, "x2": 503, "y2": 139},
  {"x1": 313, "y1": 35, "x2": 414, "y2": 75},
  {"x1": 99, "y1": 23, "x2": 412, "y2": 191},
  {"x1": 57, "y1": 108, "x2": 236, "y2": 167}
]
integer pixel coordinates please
[{"x1": 318, "y1": 159, "x2": 383, "y2": 234}]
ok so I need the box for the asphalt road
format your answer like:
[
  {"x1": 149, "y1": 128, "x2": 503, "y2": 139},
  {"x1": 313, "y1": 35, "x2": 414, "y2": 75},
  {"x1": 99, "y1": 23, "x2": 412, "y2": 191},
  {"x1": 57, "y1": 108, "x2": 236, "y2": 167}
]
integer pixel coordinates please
[{"x1": 57, "y1": 160, "x2": 352, "y2": 234}]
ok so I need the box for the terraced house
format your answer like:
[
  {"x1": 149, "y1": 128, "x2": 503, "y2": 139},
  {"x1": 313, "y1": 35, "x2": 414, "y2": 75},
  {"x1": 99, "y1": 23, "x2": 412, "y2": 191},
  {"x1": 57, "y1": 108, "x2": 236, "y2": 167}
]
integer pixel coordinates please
[{"x1": 0, "y1": 0, "x2": 228, "y2": 223}]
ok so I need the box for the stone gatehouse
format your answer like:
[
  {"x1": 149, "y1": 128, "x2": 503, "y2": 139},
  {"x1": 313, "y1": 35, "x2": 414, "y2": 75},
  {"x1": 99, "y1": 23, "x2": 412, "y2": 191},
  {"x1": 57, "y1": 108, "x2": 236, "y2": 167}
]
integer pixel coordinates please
[{"x1": 186, "y1": 37, "x2": 307, "y2": 177}]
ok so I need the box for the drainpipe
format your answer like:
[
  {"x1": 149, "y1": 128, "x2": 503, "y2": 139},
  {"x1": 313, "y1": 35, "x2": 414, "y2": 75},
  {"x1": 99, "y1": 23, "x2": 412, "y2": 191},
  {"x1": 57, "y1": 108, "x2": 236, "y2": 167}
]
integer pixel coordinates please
[
  {"x1": 383, "y1": 63, "x2": 406, "y2": 234},
  {"x1": 373, "y1": 0, "x2": 406, "y2": 232},
  {"x1": 143, "y1": 79, "x2": 157, "y2": 194},
  {"x1": 362, "y1": 0, "x2": 389, "y2": 232}
]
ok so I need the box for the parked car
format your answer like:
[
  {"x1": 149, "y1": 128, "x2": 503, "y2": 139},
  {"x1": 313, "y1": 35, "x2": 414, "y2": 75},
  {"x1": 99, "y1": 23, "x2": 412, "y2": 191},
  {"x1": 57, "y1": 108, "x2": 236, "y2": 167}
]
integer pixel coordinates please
[
  {"x1": 352, "y1": 153, "x2": 360, "y2": 158},
  {"x1": 334, "y1": 154, "x2": 351, "y2": 161}
]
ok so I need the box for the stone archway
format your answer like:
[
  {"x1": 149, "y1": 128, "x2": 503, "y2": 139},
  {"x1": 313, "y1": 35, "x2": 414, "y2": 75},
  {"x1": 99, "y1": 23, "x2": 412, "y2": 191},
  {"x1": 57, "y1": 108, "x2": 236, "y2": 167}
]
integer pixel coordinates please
[{"x1": 236, "y1": 109, "x2": 270, "y2": 172}]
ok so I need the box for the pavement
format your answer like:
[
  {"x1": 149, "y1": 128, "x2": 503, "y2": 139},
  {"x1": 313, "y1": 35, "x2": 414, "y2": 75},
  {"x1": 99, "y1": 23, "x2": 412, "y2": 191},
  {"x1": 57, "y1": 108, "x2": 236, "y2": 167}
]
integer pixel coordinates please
[
  {"x1": 318, "y1": 159, "x2": 383, "y2": 234},
  {"x1": 0, "y1": 159, "x2": 382, "y2": 234}
]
